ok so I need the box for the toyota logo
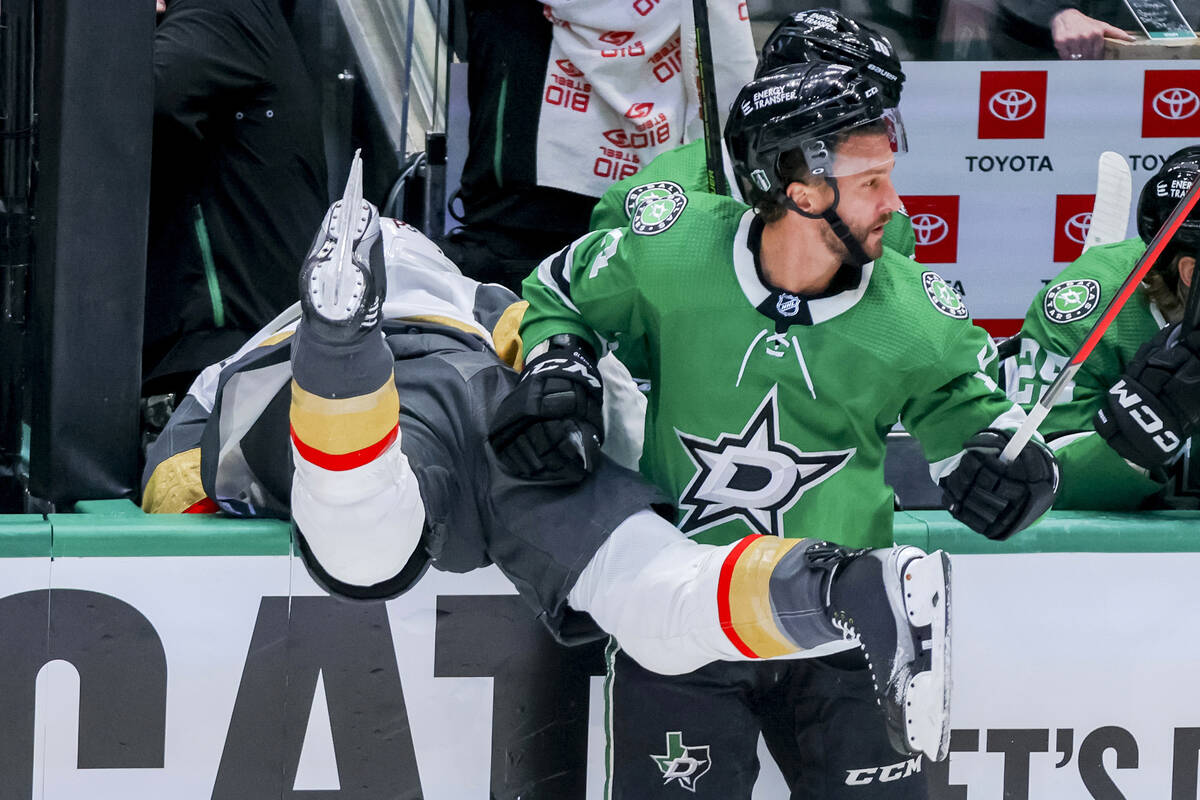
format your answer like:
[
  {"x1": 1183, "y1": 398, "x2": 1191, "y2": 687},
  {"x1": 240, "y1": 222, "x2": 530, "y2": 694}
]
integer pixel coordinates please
[
  {"x1": 911, "y1": 214, "x2": 949, "y2": 245},
  {"x1": 1153, "y1": 88, "x2": 1200, "y2": 120},
  {"x1": 1064, "y1": 212, "x2": 1092, "y2": 244},
  {"x1": 988, "y1": 89, "x2": 1037, "y2": 121}
]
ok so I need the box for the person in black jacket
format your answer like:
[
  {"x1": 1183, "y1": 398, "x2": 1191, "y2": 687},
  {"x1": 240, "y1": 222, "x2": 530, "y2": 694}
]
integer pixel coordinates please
[
  {"x1": 145, "y1": 0, "x2": 327, "y2": 400},
  {"x1": 993, "y1": 0, "x2": 1200, "y2": 59}
]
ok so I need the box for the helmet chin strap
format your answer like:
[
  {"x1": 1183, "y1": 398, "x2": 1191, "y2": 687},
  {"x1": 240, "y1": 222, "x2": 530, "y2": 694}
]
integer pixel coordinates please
[{"x1": 783, "y1": 177, "x2": 873, "y2": 267}]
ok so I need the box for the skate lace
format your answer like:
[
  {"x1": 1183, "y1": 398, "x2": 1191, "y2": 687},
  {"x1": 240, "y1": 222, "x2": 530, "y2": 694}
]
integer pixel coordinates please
[{"x1": 833, "y1": 609, "x2": 891, "y2": 706}]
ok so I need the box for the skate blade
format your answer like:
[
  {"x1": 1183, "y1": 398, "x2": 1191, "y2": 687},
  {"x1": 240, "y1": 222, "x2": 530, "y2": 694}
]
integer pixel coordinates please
[{"x1": 902, "y1": 550, "x2": 951, "y2": 761}]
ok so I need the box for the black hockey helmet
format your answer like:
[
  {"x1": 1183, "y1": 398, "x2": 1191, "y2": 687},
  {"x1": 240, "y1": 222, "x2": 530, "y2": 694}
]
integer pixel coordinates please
[
  {"x1": 757, "y1": 9, "x2": 905, "y2": 108},
  {"x1": 725, "y1": 61, "x2": 906, "y2": 265},
  {"x1": 1137, "y1": 146, "x2": 1200, "y2": 262},
  {"x1": 724, "y1": 61, "x2": 904, "y2": 209}
]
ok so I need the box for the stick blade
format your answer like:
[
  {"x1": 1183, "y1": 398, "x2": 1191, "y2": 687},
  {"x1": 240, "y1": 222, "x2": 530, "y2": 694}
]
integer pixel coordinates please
[{"x1": 1083, "y1": 151, "x2": 1132, "y2": 252}]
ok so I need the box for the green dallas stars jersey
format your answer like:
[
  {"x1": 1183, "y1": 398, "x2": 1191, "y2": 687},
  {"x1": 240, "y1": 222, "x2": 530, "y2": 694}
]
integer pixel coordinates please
[
  {"x1": 523, "y1": 191, "x2": 1022, "y2": 549},
  {"x1": 1003, "y1": 238, "x2": 1170, "y2": 509},
  {"x1": 588, "y1": 138, "x2": 918, "y2": 258}
]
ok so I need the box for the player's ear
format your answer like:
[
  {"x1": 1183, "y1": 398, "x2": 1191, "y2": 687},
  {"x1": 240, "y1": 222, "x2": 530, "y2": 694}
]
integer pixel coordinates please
[
  {"x1": 1179, "y1": 255, "x2": 1195, "y2": 289},
  {"x1": 785, "y1": 179, "x2": 828, "y2": 215}
]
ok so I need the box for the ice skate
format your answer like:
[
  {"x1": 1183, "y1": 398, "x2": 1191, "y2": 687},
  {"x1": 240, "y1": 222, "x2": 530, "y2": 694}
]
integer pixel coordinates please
[
  {"x1": 828, "y1": 545, "x2": 952, "y2": 762},
  {"x1": 299, "y1": 149, "x2": 385, "y2": 344}
]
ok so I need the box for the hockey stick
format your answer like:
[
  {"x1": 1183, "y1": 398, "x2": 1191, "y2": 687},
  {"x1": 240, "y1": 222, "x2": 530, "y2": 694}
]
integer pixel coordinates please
[
  {"x1": 692, "y1": 0, "x2": 729, "y2": 196},
  {"x1": 1000, "y1": 173, "x2": 1200, "y2": 464},
  {"x1": 1082, "y1": 152, "x2": 1131, "y2": 253}
]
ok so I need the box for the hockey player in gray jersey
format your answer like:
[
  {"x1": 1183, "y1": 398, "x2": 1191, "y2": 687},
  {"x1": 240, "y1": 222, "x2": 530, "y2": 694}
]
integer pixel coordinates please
[{"x1": 142, "y1": 155, "x2": 954, "y2": 762}]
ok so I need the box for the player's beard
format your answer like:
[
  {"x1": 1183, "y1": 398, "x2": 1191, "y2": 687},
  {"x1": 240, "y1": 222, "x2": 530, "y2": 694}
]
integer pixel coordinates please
[{"x1": 821, "y1": 212, "x2": 891, "y2": 263}]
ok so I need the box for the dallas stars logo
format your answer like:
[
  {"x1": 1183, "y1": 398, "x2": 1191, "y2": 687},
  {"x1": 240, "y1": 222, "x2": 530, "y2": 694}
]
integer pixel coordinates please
[
  {"x1": 651, "y1": 731, "x2": 711, "y2": 792},
  {"x1": 922, "y1": 271, "x2": 968, "y2": 319},
  {"x1": 1043, "y1": 278, "x2": 1100, "y2": 324},
  {"x1": 631, "y1": 192, "x2": 687, "y2": 236},
  {"x1": 624, "y1": 180, "x2": 684, "y2": 218},
  {"x1": 676, "y1": 388, "x2": 854, "y2": 538}
]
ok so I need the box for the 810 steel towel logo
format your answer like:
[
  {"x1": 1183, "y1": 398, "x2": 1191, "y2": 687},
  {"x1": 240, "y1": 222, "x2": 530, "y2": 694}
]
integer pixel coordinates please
[
  {"x1": 546, "y1": 59, "x2": 591, "y2": 113},
  {"x1": 600, "y1": 30, "x2": 645, "y2": 58},
  {"x1": 649, "y1": 34, "x2": 683, "y2": 84}
]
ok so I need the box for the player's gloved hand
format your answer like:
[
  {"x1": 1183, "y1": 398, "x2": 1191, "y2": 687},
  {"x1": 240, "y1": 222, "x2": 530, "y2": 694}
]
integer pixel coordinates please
[
  {"x1": 939, "y1": 429, "x2": 1059, "y2": 541},
  {"x1": 488, "y1": 335, "x2": 604, "y2": 484},
  {"x1": 1094, "y1": 323, "x2": 1200, "y2": 473}
]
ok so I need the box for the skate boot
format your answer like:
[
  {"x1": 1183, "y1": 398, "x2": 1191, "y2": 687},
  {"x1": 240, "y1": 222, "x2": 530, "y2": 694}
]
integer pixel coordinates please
[
  {"x1": 290, "y1": 151, "x2": 398, "y2": 468},
  {"x1": 822, "y1": 543, "x2": 952, "y2": 762},
  {"x1": 299, "y1": 149, "x2": 386, "y2": 345}
]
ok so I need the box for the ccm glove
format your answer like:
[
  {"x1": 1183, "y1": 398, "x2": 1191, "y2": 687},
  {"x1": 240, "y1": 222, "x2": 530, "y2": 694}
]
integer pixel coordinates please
[
  {"x1": 939, "y1": 429, "x2": 1060, "y2": 541},
  {"x1": 1094, "y1": 324, "x2": 1200, "y2": 473},
  {"x1": 488, "y1": 335, "x2": 604, "y2": 484}
]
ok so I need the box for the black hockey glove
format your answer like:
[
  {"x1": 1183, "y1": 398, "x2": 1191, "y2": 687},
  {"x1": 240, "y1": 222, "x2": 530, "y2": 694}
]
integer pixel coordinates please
[
  {"x1": 939, "y1": 429, "x2": 1060, "y2": 541},
  {"x1": 488, "y1": 335, "x2": 604, "y2": 485},
  {"x1": 1094, "y1": 324, "x2": 1200, "y2": 473}
]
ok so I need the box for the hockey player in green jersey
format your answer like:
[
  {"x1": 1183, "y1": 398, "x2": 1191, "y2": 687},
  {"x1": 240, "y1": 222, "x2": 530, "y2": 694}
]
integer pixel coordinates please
[
  {"x1": 491, "y1": 63, "x2": 1058, "y2": 798},
  {"x1": 1004, "y1": 147, "x2": 1200, "y2": 509},
  {"x1": 589, "y1": 9, "x2": 917, "y2": 258}
]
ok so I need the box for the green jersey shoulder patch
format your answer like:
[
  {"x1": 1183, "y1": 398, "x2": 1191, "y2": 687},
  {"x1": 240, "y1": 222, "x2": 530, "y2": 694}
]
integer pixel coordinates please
[
  {"x1": 1043, "y1": 278, "x2": 1101, "y2": 324},
  {"x1": 631, "y1": 191, "x2": 688, "y2": 235},
  {"x1": 922, "y1": 271, "x2": 968, "y2": 319},
  {"x1": 624, "y1": 180, "x2": 685, "y2": 218}
]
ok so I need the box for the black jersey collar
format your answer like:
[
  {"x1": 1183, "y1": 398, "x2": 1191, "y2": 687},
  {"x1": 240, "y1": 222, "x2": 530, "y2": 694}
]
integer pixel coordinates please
[{"x1": 731, "y1": 210, "x2": 873, "y2": 328}]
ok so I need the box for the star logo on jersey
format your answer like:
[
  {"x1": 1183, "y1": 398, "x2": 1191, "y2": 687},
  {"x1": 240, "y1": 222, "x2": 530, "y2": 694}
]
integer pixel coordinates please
[
  {"x1": 651, "y1": 732, "x2": 711, "y2": 792},
  {"x1": 631, "y1": 192, "x2": 687, "y2": 235},
  {"x1": 676, "y1": 388, "x2": 854, "y2": 538},
  {"x1": 624, "y1": 180, "x2": 685, "y2": 218},
  {"x1": 922, "y1": 271, "x2": 968, "y2": 319},
  {"x1": 1043, "y1": 278, "x2": 1101, "y2": 324}
]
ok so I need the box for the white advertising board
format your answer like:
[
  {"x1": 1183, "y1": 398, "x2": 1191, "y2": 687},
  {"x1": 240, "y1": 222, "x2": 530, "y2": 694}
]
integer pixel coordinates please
[{"x1": 2, "y1": 551, "x2": 1199, "y2": 798}]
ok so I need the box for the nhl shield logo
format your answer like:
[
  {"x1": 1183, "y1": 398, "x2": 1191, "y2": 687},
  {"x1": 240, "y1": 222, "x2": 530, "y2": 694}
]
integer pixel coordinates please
[
  {"x1": 1043, "y1": 279, "x2": 1100, "y2": 324},
  {"x1": 624, "y1": 180, "x2": 685, "y2": 218},
  {"x1": 922, "y1": 271, "x2": 968, "y2": 319},
  {"x1": 776, "y1": 293, "x2": 801, "y2": 317},
  {"x1": 631, "y1": 192, "x2": 687, "y2": 236}
]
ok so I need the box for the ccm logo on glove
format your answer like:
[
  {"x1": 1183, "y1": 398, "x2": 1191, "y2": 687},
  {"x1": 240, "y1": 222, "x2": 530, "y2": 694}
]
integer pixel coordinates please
[{"x1": 1103, "y1": 380, "x2": 1181, "y2": 455}]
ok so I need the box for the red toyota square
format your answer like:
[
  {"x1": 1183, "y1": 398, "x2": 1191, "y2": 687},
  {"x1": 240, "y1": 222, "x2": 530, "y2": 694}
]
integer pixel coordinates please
[
  {"x1": 1054, "y1": 194, "x2": 1096, "y2": 263},
  {"x1": 978, "y1": 71, "x2": 1047, "y2": 140},
  {"x1": 901, "y1": 196, "x2": 959, "y2": 264},
  {"x1": 1142, "y1": 70, "x2": 1200, "y2": 138}
]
